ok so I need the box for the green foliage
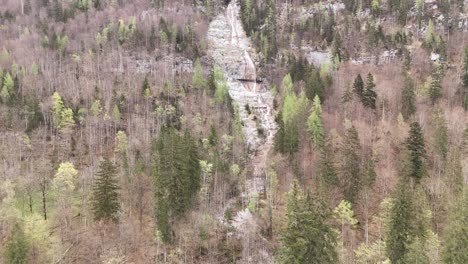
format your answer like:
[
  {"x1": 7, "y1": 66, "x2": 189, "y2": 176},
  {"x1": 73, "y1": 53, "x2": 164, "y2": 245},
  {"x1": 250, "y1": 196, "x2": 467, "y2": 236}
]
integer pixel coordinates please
[
  {"x1": 4, "y1": 223, "x2": 29, "y2": 264},
  {"x1": 112, "y1": 104, "x2": 121, "y2": 123},
  {"x1": 362, "y1": 150, "x2": 377, "y2": 188},
  {"x1": 404, "y1": 122, "x2": 426, "y2": 182},
  {"x1": 30, "y1": 63, "x2": 39, "y2": 76},
  {"x1": 401, "y1": 75, "x2": 416, "y2": 120},
  {"x1": 91, "y1": 158, "x2": 121, "y2": 222},
  {"x1": 53, "y1": 162, "x2": 78, "y2": 195},
  {"x1": 1, "y1": 72, "x2": 14, "y2": 103},
  {"x1": 386, "y1": 183, "x2": 414, "y2": 263},
  {"x1": 141, "y1": 77, "x2": 152, "y2": 98},
  {"x1": 305, "y1": 68, "x2": 326, "y2": 102},
  {"x1": 428, "y1": 65, "x2": 443, "y2": 104},
  {"x1": 76, "y1": 0, "x2": 90, "y2": 11},
  {"x1": 152, "y1": 127, "x2": 201, "y2": 243},
  {"x1": 316, "y1": 142, "x2": 339, "y2": 193},
  {"x1": 208, "y1": 125, "x2": 218, "y2": 146},
  {"x1": 307, "y1": 95, "x2": 324, "y2": 149},
  {"x1": 431, "y1": 108, "x2": 448, "y2": 161},
  {"x1": 117, "y1": 17, "x2": 137, "y2": 45},
  {"x1": 334, "y1": 200, "x2": 358, "y2": 228},
  {"x1": 340, "y1": 125, "x2": 361, "y2": 203},
  {"x1": 275, "y1": 87, "x2": 308, "y2": 155},
  {"x1": 462, "y1": 46, "x2": 468, "y2": 110},
  {"x1": 279, "y1": 180, "x2": 337, "y2": 264},
  {"x1": 282, "y1": 73, "x2": 293, "y2": 95},
  {"x1": 353, "y1": 74, "x2": 364, "y2": 100},
  {"x1": 115, "y1": 131, "x2": 128, "y2": 154},
  {"x1": 191, "y1": 59, "x2": 206, "y2": 90},
  {"x1": 1, "y1": 47, "x2": 9, "y2": 62},
  {"x1": 51, "y1": 92, "x2": 75, "y2": 132},
  {"x1": 363, "y1": 73, "x2": 377, "y2": 109},
  {"x1": 212, "y1": 66, "x2": 229, "y2": 104},
  {"x1": 442, "y1": 188, "x2": 468, "y2": 264},
  {"x1": 90, "y1": 99, "x2": 102, "y2": 116}
]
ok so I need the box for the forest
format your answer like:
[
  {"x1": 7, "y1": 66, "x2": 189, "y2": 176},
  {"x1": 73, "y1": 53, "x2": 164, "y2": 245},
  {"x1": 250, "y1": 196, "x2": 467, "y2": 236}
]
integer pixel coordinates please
[{"x1": 0, "y1": 0, "x2": 467, "y2": 263}]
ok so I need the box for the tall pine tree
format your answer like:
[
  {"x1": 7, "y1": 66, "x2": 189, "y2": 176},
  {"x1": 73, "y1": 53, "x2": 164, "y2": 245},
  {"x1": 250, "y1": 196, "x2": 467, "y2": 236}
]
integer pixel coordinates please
[
  {"x1": 4, "y1": 223, "x2": 29, "y2": 264},
  {"x1": 462, "y1": 46, "x2": 468, "y2": 110},
  {"x1": 91, "y1": 158, "x2": 121, "y2": 222},
  {"x1": 279, "y1": 180, "x2": 337, "y2": 264},
  {"x1": 152, "y1": 127, "x2": 201, "y2": 243},
  {"x1": 442, "y1": 188, "x2": 468, "y2": 264},
  {"x1": 386, "y1": 182, "x2": 414, "y2": 263},
  {"x1": 401, "y1": 74, "x2": 416, "y2": 120},
  {"x1": 363, "y1": 73, "x2": 377, "y2": 109},
  {"x1": 340, "y1": 125, "x2": 361, "y2": 203},
  {"x1": 307, "y1": 95, "x2": 324, "y2": 149},
  {"x1": 353, "y1": 74, "x2": 364, "y2": 100},
  {"x1": 405, "y1": 122, "x2": 426, "y2": 183}
]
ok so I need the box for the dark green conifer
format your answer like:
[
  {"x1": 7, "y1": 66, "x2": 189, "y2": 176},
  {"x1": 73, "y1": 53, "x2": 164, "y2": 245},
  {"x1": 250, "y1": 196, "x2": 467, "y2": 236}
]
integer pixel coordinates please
[
  {"x1": 340, "y1": 125, "x2": 361, "y2": 203},
  {"x1": 405, "y1": 122, "x2": 426, "y2": 183},
  {"x1": 91, "y1": 158, "x2": 121, "y2": 222},
  {"x1": 4, "y1": 223, "x2": 29, "y2": 264},
  {"x1": 401, "y1": 74, "x2": 416, "y2": 120},
  {"x1": 353, "y1": 74, "x2": 364, "y2": 100},
  {"x1": 279, "y1": 180, "x2": 337, "y2": 264},
  {"x1": 363, "y1": 73, "x2": 377, "y2": 109}
]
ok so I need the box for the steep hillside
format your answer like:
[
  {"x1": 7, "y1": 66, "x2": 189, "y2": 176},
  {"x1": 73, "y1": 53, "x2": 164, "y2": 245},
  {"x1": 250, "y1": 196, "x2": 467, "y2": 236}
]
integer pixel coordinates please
[{"x1": 0, "y1": 0, "x2": 467, "y2": 263}]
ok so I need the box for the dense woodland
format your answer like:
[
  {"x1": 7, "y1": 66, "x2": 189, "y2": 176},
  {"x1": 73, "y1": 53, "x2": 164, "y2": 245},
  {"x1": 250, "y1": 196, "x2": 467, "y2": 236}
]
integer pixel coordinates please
[{"x1": 0, "y1": 0, "x2": 467, "y2": 263}]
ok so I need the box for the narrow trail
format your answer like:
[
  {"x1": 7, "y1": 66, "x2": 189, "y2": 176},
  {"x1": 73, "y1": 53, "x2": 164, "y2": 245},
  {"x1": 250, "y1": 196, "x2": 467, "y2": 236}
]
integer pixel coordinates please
[{"x1": 207, "y1": 1, "x2": 277, "y2": 263}]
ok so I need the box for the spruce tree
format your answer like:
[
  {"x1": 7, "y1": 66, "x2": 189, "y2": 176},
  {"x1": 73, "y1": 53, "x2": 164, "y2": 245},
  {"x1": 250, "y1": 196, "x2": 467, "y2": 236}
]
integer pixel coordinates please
[
  {"x1": 340, "y1": 125, "x2": 361, "y2": 203},
  {"x1": 405, "y1": 122, "x2": 426, "y2": 183},
  {"x1": 4, "y1": 223, "x2": 29, "y2": 264},
  {"x1": 386, "y1": 183, "x2": 414, "y2": 264},
  {"x1": 442, "y1": 188, "x2": 468, "y2": 264},
  {"x1": 316, "y1": 142, "x2": 339, "y2": 193},
  {"x1": 307, "y1": 95, "x2": 324, "y2": 149},
  {"x1": 279, "y1": 180, "x2": 337, "y2": 264},
  {"x1": 363, "y1": 73, "x2": 377, "y2": 109},
  {"x1": 462, "y1": 46, "x2": 468, "y2": 110},
  {"x1": 431, "y1": 108, "x2": 448, "y2": 162},
  {"x1": 152, "y1": 127, "x2": 201, "y2": 243},
  {"x1": 141, "y1": 77, "x2": 151, "y2": 98},
  {"x1": 401, "y1": 75, "x2": 416, "y2": 120},
  {"x1": 192, "y1": 59, "x2": 206, "y2": 90},
  {"x1": 353, "y1": 74, "x2": 364, "y2": 100},
  {"x1": 91, "y1": 158, "x2": 120, "y2": 222},
  {"x1": 428, "y1": 65, "x2": 443, "y2": 104}
]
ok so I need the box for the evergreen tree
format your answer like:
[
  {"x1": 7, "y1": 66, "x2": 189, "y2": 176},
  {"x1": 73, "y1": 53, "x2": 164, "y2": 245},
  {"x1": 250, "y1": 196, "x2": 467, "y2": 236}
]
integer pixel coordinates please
[
  {"x1": 431, "y1": 108, "x2": 448, "y2": 162},
  {"x1": 152, "y1": 127, "x2": 201, "y2": 243},
  {"x1": 428, "y1": 65, "x2": 443, "y2": 104},
  {"x1": 401, "y1": 74, "x2": 416, "y2": 120},
  {"x1": 316, "y1": 142, "x2": 339, "y2": 193},
  {"x1": 141, "y1": 77, "x2": 151, "y2": 98},
  {"x1": 386, "y1": 183, "x2": 414, "y2": 263},
  {"x1": 91, "y1": 158, "x2": 120, "y2": 222},
  {"x1": 363, "y1": 73, "x2": 377, "y2": 109},
  {"x1": 405, "y1": 122, "x2": 426, "y2": 183},
  {"x1": 208, "y1": 125, "x2": 218, "y2": 147},
  {"x1": 192, "y1": 59, "x2": 206, "y2": 90},
  {"x1": 462, "y1": 46, "x2": 468, "y2": 110},
  {"x1": 279, "y1": 180, "x2": 337, "y2": 264},
  {"x1": 353, "y1": 74, "x2": 364, "y2": 100},
  {"x1": 340, "y1": 125, "x2": 361, "y2": 203},
  {"x1": 307, "y1": 95, "x2": 324, "y2": 149},
  {"x1": 305, "y1": 68, "x2": 325, "y2": 102},
  {"x1": 4, "y1": 223, "x2": 29, "y2": 264},
  {"x1": 442, "y1": 188, "x2": 468, "y2": 264}
]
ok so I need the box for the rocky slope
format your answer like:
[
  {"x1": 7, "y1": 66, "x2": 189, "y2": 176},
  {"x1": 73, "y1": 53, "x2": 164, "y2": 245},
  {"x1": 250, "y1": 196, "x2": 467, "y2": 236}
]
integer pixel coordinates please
[{"x1": 207, "y1": 1, "x2": 277, "y2": 263}]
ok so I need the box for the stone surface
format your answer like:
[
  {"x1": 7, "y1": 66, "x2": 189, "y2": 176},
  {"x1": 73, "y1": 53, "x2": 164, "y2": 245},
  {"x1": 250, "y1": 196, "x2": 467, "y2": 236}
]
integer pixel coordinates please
[{"x1": 207, "y1": 2, "x2": 276, "y2": 263}]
